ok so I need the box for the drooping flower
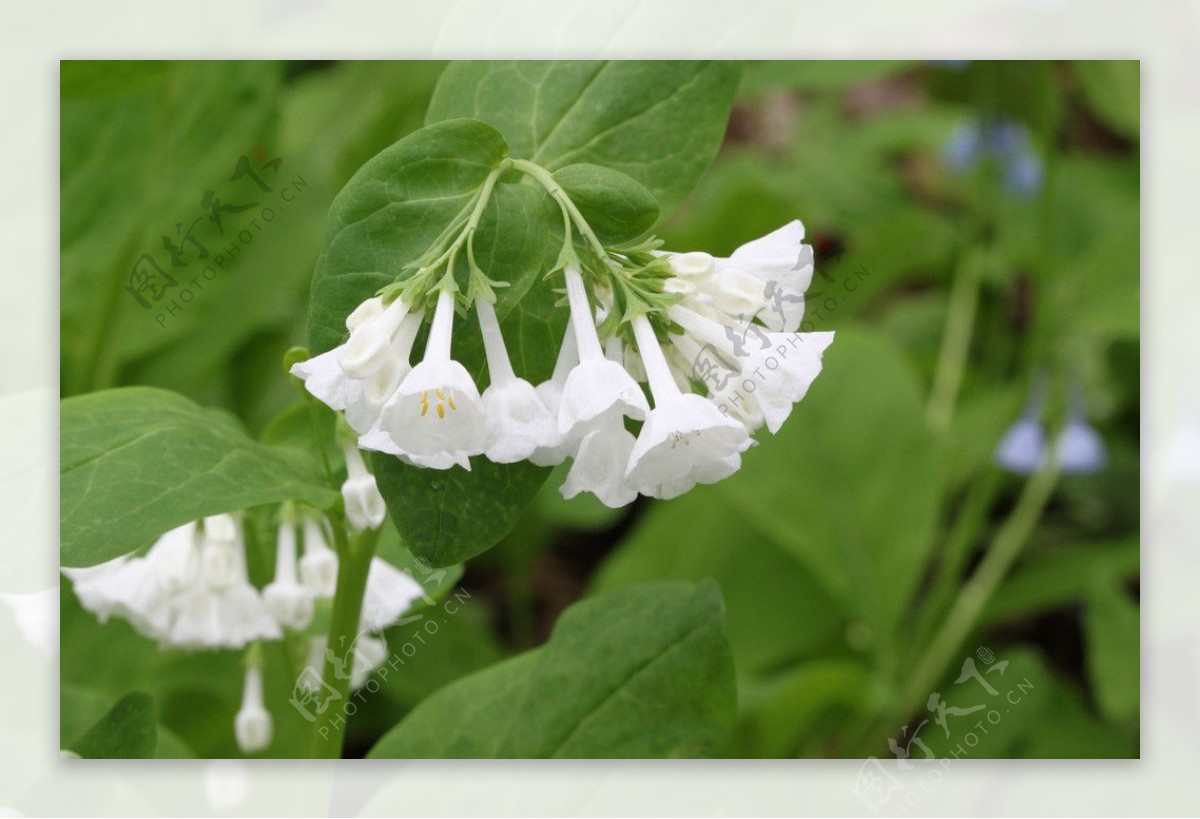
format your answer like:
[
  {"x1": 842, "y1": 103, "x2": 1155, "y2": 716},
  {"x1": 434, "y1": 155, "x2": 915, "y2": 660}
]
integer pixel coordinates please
[
  {"x1": 1055, "y1": 386, "x2": 1108, "y2": 475},
  {"x1": 1055, "y1": 419, "x2": 1107, "y2": 474},
  {"x1": 995, "y1": 417, "x2": 1048, "y2": 475},
  {"x1": 339, "y1": 443, "x2": 387, "y2": 532},
  {"x1": 168, "y1": 515, "x2": 281, "y2": 650},
  {"x1": 476, "y1": 298, "x2": 558, "y2": 463},
  {"x1": 262, "y1": 522, "x2": 314, "y2": 631},
  {"x1": 942, "y1": 117, "x2": 1044, "y2": 198},
  {"x1": 289, "y1": 294, "x2": 425, "y2": 443},
  {"x1": 374, "y1": 287, "x2": 490, "y2": 470},
  {"x1": 626, "y1": 314, "x2": 752, "y2": 499},
  {"x1": 561, "y1": 412, "x2": 639, "y2": 507},
  {"x1": 557, "y1": 265, "x2": 649, "y2": 439},
  {"x1": 299, "y1": 518, "x2": 338, "y2": 596},
  {"x1": 528, "y1": 324, "x2": 579, "y2": 468},
  {"x1": 62, "y1": 517, "x2": 281, "y2": 649},
  {"x1": 359, "y1": 558, "x2": 428, "y2": 632},
  {"x1": 234, "y1": 663, "x2": 272, "y2": 754},
  {"x1": 995, "y1": 379, "x2": 1048, "y2": 475},
  {"x1": 668, "y1": 305, "x2": 834, "y2": 434}
]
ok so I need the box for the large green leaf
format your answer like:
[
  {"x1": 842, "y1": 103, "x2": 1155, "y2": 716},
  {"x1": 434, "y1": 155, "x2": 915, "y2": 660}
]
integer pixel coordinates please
[
  {"x1": 591, "y1": 484, "x2": 843, "y2": 676},
  {"x1": 60, "y1": 61, "x2": 286, "y2": 397},
  {"x1": 426, "y1": 60, "x2": 741, "y2": 215},
  {"x1": 60, "y1": 387, "x2": 337, "y2": 567},
  {"x1": 66, "y1": 691, "x2": 158, "y2": 759},
  {"x1": 367, "y1": 581, "x2": 736, "y2": 758},
  {"x1": 719, "y1": 329, "x2": 942, "y2": 651}
]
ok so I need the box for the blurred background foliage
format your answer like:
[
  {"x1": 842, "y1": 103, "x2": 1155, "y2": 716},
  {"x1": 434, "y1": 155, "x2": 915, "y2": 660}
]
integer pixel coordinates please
[{"x1": 60, "y1": 60, "x2": 1139, "y2": 758}]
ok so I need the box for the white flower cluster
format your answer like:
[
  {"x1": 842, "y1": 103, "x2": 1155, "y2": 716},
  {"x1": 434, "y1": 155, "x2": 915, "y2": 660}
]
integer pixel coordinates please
[
  {"x1": 293, "y1": 221, "x2": 834, "y2": 507},
  {"x1": 63, "y1": 451, "x2": 427, "y2": 755}
]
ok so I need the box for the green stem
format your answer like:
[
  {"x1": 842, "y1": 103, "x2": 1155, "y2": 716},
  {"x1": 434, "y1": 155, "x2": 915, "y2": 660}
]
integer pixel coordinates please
[
  {"x1": 509, "y1": 159, "x2": 609, "y2": 263},
  {"x1": 867, "y1": 460, "x2": 1058, "y2": 752},
  {"x1": 926, "y1": 249, "x2": 983, "y2": 433},
  {"x1": 908, "y1": 469, "x2": 1002, "y2": 653},
  {"x1": 307, "y1": 518, "x2": 379, "y2": 759}
]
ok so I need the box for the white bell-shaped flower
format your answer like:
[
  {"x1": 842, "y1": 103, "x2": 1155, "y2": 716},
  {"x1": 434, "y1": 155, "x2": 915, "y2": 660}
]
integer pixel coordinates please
[
  {"x1": 63, "y1": 521, "x2": 202, "y2": 641},
  {"x1": 338, "y1": 296, "x2": 413, "y2": 378},
  {"x1": 476, "y1": 298, "x2": 558, "y2": 463},
  {"x1": 561, "y1": 413, "x2": 639, "y2": 508},
  {"x1": 557, "y1": 266, "x2": 649, "y2": 437},
  {"x1": 709, "y1": 221, "x2": 815, "y2": 332},
  {"x1": 168, "y1": 516, "x2": 281, "y2": 649},
  {"x1": 299, "y1": 518, "x2": 338, "y2": 597},
  {"x1": 61, "y1": 555, "x2": 137, "y2": 625},
  {"x1": 262, "y1": 523, "x2": 314, "y2": 631},
  {"x1": 234, "y1": 664, "x2": 272, "y2": 754},
  {"x1": 344, "y1": 311, "x2": 425, "y2": 436},
  {"x1": 529, "y1": 325, "x2": 580, "y2": 467},
  {"x1": 626, "y1": 315, "x2": 752, "y2": 499},
  {"x1": 375, "y1": 287, "x2": 490, "y2": 470},
  {"x1": 359, "y1": 558, "x2": 428, "y2": 632},
  {"x1": 289, "y1": 296, "x2": 411, "y2": 412},
  {"x1": 669, "y1": 306, "x2": 834, "y2": 434},
  {"x1": 340, "y1": 444, "x2": 387, "y2": 532}
]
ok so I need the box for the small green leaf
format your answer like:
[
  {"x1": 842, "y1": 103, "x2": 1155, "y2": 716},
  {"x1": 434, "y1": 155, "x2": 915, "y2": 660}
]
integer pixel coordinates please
[
  {"x1": 984, "y1": 538, "x2": 1139, "y2": 625},
  {"x1": 67, "y1": 691, "x2": 158, "y2": 759},
  {"x1": 372, "y1": 454, "x2": 550, "y2": 568},
  {"x1": 1083, "y1": 571, "x2": 1140, "y2": 724},
  {"x1": 367, "y1": 581, "x2": 736, "y2": 758},
  {"x1": 552, "y1": 164, "x2": 659, "y2": 244},
  {"x1": 427, "y1": 61, "x2": 741, "y2": 215},
  {"x1": 1075, "y1": 61, "x2": 1139, "y2": 140},
  {"x1": 61, "y1": 387, "x2": 338, "y2": 567}
]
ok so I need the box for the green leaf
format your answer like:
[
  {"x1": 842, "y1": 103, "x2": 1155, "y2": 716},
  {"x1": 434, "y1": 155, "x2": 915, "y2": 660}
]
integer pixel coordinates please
[
  {"x1": 719, "y1": 329, "x2": 942, "y2": 650},
  {"x1": 61, "y1": 387, "x2": 338, "y2": 567},
  {"x1": 306, "y1": 117, "x2": 520, "y2": 353},
  {"x1": 734, "y1": 659, "x2": 871, "y2": 758},
  {"x1": 1017, "y1": 676, "x2": 1137, "y2": 758},
  {"x1": 367, "y1": 581, "x2": 736, "y2": 758},
  {"x1": 60, "y1": 61, "x2": 288, "y2": 397},
  {"x1": 67, "y1": 691, "x2": 158, "y2": 759},
  {"x1": 427, "y1": 60, "x2": 741, "y2": 215},
  {"x1": 592, "y1": 484, "x2": 843, "y2": 676},
  {"x1": 984, "y1": 538, "x2": 1139, "y2": 625},
  {"x1": 1075, "y1": 61, "x2": 1139, "y2": 140},
  {"x1": 1083, "y1": 571, "x2": 1140, "y2": 724},
  {"x1": 552, "y1": 164, "x2": 659, "y2": 244},
  {"x1": 371, "y1": 455, "x2": 550, "y2": 568}
]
